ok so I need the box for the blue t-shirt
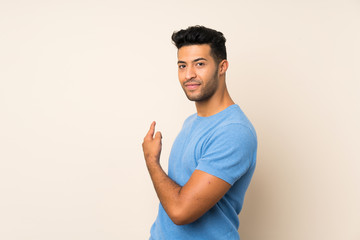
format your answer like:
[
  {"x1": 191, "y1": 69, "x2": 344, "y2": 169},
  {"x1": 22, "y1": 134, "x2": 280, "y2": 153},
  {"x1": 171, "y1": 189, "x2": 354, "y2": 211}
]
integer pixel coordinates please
[{"x1": 150, "y1": 104, "x2": 257, "y2": 240}]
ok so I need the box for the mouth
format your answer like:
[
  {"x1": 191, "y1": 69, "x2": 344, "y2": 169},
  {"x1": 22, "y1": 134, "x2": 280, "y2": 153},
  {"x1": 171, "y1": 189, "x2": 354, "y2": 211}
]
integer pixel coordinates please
[{"x1": 184, "y1": 81, "x2": 201, "y2": 90}]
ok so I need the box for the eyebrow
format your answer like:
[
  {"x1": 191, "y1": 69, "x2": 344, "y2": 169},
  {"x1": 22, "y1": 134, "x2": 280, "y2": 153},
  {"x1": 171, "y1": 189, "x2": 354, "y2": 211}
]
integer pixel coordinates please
[{"x1": 177, "y1": 58, "x2": 208, "y2": 64}]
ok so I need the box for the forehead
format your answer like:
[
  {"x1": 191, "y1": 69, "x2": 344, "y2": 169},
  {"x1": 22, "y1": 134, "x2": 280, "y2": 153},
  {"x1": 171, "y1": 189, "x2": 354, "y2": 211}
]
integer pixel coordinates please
[{"x1": 177, "y1": 44, "x2": 212, "y2": 61}]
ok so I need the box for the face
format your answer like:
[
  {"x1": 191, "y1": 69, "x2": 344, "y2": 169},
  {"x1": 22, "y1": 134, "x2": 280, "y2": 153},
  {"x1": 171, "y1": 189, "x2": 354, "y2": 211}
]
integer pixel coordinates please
[{"x1": 177, "y1": 44, "x2": 219, "y2": 102}]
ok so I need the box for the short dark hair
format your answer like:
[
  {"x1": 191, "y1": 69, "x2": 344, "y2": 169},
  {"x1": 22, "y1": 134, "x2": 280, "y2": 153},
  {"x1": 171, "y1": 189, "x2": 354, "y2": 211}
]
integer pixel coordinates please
[{"x1": 171, "y1": 25, "x2": 227, "y2": 64}]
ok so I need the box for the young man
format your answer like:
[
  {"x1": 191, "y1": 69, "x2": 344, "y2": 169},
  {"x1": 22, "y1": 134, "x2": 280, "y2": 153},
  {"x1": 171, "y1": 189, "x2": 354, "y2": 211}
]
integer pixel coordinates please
[{"x1": 142, "y1": 26, "x2": 257, "y2": 240}]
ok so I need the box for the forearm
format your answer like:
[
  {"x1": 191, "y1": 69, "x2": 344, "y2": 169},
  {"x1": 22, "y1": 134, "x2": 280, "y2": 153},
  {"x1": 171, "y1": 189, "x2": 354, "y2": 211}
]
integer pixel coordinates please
[
  {"x1": 142, "y1": 122, "x2": 185, "y2": 222},
  {"x1": 145, "y1": 159, "x2": 187, "y2": 224},
  {"x1": 142, "y1": 122, "x2": 229, "y2": 225}
]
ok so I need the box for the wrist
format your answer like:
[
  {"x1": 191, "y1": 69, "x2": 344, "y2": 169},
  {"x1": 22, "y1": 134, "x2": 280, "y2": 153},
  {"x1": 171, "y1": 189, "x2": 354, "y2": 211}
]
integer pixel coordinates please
[{"x1": 145, "y1": 156, "x2": 160, "y2": 167}]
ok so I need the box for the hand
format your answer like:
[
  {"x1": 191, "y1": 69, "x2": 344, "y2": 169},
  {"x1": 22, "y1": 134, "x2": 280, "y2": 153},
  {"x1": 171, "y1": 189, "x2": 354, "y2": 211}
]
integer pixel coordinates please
[{"x1": 142, "y1": 121, "x2": 162, "y2": 165}]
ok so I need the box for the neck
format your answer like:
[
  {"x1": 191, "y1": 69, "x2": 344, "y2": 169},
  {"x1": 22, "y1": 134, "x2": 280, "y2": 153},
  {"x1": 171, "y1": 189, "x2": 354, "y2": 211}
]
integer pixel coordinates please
[{"x1": 195, "y1": 87, "x2": 234, "y2": 117}]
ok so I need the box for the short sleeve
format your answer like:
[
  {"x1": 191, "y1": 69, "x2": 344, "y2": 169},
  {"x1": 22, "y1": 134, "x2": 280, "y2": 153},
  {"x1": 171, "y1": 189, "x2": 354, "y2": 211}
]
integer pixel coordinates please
[{"x1": 196, "y1": 123, "x2": 257, "y2": 185}]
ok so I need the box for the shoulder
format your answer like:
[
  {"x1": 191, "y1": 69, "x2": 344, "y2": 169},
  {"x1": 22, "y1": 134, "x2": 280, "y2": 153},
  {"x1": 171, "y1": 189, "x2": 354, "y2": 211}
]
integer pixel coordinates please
[
  {"x1": 209, "y1": 105, "x2": 257, "y2": 144},
  {"x1": 197, "y1": 123, "x2": 257, "y2": 186},
  {"x1": 207, "y1": 123, "x2": 257, "y2": 149}
]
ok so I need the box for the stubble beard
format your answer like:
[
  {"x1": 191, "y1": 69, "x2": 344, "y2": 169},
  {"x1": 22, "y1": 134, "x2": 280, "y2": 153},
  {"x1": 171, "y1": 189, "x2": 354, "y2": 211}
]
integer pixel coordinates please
[{"x1": 183, "y1": 69, "x2": 219, "y2": 102}]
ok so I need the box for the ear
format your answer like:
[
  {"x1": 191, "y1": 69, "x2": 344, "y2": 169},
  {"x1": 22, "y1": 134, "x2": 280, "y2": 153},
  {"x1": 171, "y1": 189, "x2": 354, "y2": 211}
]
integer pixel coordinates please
[{"x1": 218, "y1": 59, "x2": 229, "y2": 75}]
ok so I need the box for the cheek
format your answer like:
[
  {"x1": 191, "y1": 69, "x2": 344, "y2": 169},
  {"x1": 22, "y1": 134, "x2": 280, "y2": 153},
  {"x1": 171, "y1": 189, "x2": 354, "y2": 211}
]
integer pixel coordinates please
[
  {"x1": 178, "y1": 71, "x2": 186, "y2": 81},
  {"x1": 200, "y1": 71, "x2": 213, "y2": 82},
  {"x1": 178, "y1": 72, "x2": 184, "y2": 84},
  {"x1": 205, "y1": 67, "x2": 218, "y2": 80}
]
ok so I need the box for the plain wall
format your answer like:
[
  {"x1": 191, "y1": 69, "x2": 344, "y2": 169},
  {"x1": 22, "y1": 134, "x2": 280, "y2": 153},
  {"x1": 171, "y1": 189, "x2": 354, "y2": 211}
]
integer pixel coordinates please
[{"x1": 0, "y1": 0, "x2": 359, "y2": 239}]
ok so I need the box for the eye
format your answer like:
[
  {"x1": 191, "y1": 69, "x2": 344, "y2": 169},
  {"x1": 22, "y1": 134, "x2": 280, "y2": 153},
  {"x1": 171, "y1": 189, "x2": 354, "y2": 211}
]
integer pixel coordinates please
[
  {"x1": 178, "y1": 64, "x2": 186, "y2": 69},
  {"x1": 196, "y1": 62, "x2": 205, "y2": 67}
]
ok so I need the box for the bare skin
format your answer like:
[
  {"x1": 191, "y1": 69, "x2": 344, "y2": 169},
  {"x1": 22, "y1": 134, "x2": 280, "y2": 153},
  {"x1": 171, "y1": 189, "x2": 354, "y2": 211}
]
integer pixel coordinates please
[
  {"x1": 142, "y1": 44, "x2": 235, "y2": 225},
  {"x1": 177, "y1": 44, "x2": 234, "y2": 117}
]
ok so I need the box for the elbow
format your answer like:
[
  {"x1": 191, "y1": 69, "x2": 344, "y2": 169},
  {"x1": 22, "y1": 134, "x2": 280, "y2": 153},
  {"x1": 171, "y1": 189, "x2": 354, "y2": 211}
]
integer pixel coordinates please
[
  {"x1": 171, "y1": 216, "x2": 191, "y2": 226},
  {"x1": 168, "y1": 208, "x2": 197, "y2": 226}
]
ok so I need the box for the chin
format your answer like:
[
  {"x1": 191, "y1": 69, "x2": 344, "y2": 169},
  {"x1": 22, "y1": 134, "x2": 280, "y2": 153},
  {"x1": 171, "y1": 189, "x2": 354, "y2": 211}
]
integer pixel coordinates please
[
  {"x1": 185, "y1": 94, "x2": 210, "y2": 102},
  {"x1": 185, "y1": 95, "x2": 197, "y2": 101}
]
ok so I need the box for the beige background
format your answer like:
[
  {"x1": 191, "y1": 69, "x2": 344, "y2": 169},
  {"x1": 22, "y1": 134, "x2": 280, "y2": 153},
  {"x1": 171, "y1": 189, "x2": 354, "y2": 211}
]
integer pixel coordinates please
[{"x1": 0, "y1": 0, "x2": 359, "y2": 239}]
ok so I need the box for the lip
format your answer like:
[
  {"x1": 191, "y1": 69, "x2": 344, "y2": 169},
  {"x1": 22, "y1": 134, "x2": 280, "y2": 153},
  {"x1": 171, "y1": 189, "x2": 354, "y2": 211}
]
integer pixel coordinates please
[{"x1": 184, "y1": 82, "x2": 200, "y2": 90}]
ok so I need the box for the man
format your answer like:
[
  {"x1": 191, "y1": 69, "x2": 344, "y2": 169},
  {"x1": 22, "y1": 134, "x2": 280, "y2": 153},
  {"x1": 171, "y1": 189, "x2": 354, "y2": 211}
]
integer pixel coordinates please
[{"x1": 142, "y1": 26, "x2": 257, "y2": 240}]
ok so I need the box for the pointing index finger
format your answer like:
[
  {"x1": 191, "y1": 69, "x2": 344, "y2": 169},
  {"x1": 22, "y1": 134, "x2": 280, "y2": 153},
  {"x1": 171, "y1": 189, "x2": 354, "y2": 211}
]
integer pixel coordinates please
[{"x1": 146, "y1": 121, "x2": 156, "y2": 138}]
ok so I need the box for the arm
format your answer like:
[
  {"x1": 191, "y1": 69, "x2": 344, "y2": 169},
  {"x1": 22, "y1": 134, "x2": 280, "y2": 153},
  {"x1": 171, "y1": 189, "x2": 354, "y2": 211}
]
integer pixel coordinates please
[{"x1": 142, "y1": 121, "x2": 231, "y2": 225}]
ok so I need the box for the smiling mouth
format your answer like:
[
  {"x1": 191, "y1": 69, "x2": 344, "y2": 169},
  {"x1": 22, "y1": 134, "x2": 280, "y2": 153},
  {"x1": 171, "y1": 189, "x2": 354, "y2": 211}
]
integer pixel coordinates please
[
  {"x1": 184, "y1": 80, "x2": 201, "y2": 90},
  {"x1": 185, "y1": 83, "x2": 200, "y2": 90}
]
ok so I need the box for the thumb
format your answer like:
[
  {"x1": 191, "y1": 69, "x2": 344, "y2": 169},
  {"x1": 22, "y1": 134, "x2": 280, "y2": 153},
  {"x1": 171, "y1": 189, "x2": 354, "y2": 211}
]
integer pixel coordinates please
[{"x1": 155, "y1": 131, "x2": 162, "y2": 140}]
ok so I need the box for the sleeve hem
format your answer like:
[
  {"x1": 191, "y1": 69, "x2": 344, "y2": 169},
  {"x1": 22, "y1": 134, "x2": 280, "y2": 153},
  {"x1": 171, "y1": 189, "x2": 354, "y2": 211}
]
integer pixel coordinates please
[{"x1": 196, "y1": 165, "x2": 236, "y2": 186}]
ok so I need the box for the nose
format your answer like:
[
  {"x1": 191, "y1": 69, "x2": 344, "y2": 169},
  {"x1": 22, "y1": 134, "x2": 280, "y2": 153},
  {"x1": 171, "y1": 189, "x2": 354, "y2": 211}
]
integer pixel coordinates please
[{"x1": 185, "y1": 66, "x2": 196, "y2": 80}]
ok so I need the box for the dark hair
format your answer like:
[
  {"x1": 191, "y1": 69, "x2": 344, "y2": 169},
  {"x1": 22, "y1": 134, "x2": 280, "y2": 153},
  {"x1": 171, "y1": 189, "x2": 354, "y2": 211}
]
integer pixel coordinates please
[{"x1": 171, "y1": 25, "x2": 227, "y2": 64}]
